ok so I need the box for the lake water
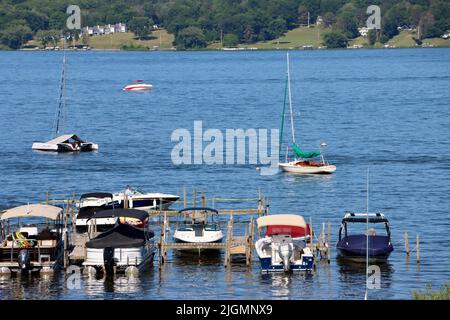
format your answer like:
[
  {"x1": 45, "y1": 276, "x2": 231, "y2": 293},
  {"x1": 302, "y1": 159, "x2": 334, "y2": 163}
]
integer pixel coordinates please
[{"x1": 0, "y1": 48, "x2": 449, "y2": 300}]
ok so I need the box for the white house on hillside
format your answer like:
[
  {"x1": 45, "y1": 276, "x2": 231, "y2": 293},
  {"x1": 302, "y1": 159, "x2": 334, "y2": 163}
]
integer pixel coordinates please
[
  {"x1": 358, "y1": 27, "x2": 369, "y2": 37},
  {"x1": 82, "y1": 23, "x2": 127, "y2": 36}
]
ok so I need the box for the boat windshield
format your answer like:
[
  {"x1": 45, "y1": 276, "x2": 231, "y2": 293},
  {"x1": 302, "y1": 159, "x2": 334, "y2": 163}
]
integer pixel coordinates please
[{"x1": 177, "y1": 223, "x2": 220, "y2": 231}]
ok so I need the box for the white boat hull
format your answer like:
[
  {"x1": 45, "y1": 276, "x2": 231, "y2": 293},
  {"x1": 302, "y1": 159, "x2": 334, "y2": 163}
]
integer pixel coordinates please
[
  {"x1": 83, "y1": 245, "x2": 155, "y2": 272},
  {"x1": 123, "y1": 84, "x2": 153, "y2": 91},
  {"x1": 279, "y1": 161, "x2": 336, "y2": 174},
  {"x1": 255, "y1": 237, "x2": 314, "y2": 272},
  {"x1": 173, "y1": 230, "x2": 224, "y2": 244},
  {"x1": 32, "y1": 142, "x2": 98, "y2": 152}
]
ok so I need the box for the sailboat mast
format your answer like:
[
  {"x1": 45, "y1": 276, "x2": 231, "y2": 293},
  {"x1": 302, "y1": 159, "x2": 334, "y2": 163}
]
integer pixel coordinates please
[
  {"x1": 365, "y1": 167, "x2": 370, "y2": 300},
  {"x1": 54, "y1": 38, "x2": 66, "y2": 137},
  {"x1": 286, "y1": 53, "x2": 296, "y2": 144}
]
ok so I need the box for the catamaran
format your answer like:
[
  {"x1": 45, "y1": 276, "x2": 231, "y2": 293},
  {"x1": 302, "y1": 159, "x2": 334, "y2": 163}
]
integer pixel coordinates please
[
  {"x1": 32, "y1": 49, "x2": 98, "y2": 152},
  {"x1": 278, "y1": 53, "x2": 336, "y2": 174}
]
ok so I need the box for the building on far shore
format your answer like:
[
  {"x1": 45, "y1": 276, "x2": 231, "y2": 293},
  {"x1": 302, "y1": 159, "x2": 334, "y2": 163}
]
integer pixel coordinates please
[
  {"x1": 82, "y1": 23, "x2": 127, "y2": 37},
  {"x1": 358, "y1": 27, "x2": 369, "y2": 37}
]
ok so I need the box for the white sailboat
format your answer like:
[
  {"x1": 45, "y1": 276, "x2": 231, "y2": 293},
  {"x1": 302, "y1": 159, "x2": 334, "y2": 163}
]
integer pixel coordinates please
[
  {"x1": 32, "y1": 46, "x2": 98, "y2": 152},
  {"x1": 278, "y1": 53, "x2": 336, "y2": 174}
]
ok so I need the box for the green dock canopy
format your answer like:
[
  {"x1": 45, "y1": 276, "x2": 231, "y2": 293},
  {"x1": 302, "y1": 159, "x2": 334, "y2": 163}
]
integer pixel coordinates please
[{"x1": 293, "y1": 143, "x2": 321, "y2": 159}]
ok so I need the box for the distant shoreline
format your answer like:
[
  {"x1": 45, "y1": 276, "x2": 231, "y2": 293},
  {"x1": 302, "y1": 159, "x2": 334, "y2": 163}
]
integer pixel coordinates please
[{"x1": 8, "y1": 46, "x2": 449, "y2": 52}]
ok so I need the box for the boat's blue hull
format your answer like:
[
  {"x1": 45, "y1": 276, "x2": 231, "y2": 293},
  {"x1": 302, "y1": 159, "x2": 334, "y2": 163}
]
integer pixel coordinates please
[
  {"x1": 259, "y1": 256, "x2": 314, "y2": 272},
  {"x1": 336, "y1": 235, "x2": 393, "y2": 260}
]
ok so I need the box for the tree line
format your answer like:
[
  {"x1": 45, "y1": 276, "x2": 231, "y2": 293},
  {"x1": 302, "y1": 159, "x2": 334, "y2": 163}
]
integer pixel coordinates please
[{"x1": 0, "y1": 0, "x2": 448, "y2": 50}]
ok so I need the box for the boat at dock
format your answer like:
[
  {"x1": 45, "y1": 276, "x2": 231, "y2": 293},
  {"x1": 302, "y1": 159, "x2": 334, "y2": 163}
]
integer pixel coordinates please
[
  {"x1": 0, "y1": 204, "x2": 64, "y2": 275},
  {"x1": 336, "y1": 212, "x2": 394, "y2": 262},
  {"x1": 32, "y1": 51, "x2": 98, "y2": 153},
  {"x1": 75, "y1": 193, "x2": 117, "y2": 233},
  {"x1": 278, "y1": 53, "x2": 336, "y2": 174},
  {"x1": 112, "y1": 186, "x2": 179, "y2": 211},
  {"x1": 255, "y1": 214, "x2": 314, "y2": 272},
  {"x1": 83, "y1": 208, "x2": 155, "y2": 275},
  {"x1": 173, "y1": 207, "x2": 224, "y2": 246}
]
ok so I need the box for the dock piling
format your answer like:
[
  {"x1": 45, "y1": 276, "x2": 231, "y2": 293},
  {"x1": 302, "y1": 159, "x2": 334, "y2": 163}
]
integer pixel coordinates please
[
  {"x1": 404, "y1": 231, "x2": 410, "y2": 255},
  {"x1": 416, "y1": 234, "x2": 420, "y2": 263},
  {"x1": 327, "y1": 222, "x2": 331, "y2": 264}
]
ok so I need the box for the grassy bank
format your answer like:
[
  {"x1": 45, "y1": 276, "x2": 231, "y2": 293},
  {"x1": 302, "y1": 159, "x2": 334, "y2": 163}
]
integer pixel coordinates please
[
  {"x1": 413, "y1": 284, "x2": 450, "y2": 300},
  {"x1": 23, "y1": 26, "x2": 450, "y2": 51}
]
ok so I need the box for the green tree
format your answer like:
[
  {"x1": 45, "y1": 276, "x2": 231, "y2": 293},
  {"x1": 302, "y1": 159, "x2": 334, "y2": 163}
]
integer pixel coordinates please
[
  {"x1": 323, "y1": 12, "x2": 336, "y2": 27},
  {"x1": 323, "y1": 31, "x2": 348, "y2": 48},
  {"x1": 175, "y1": 26, "x2": 207, "y2": 50},
  {"x1": 335, "y1": 10, "x2": 359, "y2": 38},
  {"x1": 36, "y1": 29, "x2": 60, "y2": 47},
  {"x1": 0, "y1": 23, "x2": 32, "y2": 49},
  {"x1": 223, "y1": 33, "x2": 239, "y2": 47},
  {"x1": 367, "y1": 29, "x2": 377, "y2": 45},
  {"x1": 128, "y1": 16, "x2": 154, "y2": 39}
]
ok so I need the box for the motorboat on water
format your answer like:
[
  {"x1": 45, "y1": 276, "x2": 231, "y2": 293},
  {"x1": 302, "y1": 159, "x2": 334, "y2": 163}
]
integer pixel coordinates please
[
  {"x1": 0, "y1": 204, "x2": 64, "y2": 275},
  {"x1": 123, "y1": 80, "x2": 153, "y2": 91},
  {"x1": 173, "y1": 207, "x2": 224, "y2": 245},
  {"x1": 336, "y1": 212, "x2": 394, "y2": 262},
  {"x1": 32, "y1": 134, "x2": 98, "y2": 152},
  {"x1": 255, "y1": 214, "x2": 314, "y2": 273},
  {"x1": 278, "y1": 53, "x2": 336, "y2": 174},
  {"x1": 83, "y1": 208, "x2": 155, "y2": 275},
  {"x1": 112, "y1": 186, "x2": 179, "y2": 211},
  {"x1": 32, "y1": 52, "x2": 98, "y2": 153}
]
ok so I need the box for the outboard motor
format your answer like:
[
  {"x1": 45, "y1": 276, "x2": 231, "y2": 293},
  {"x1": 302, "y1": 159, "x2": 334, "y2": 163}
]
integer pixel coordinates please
[
  {"x1": 103, "y1": 247, "x2": 115, "y2": 274},
  {"x1": 18, "y1": 250, "x2": 31, "y2": 272},
  {"x1": 278, "y1": 242, "x2": 293, "y2": 272}
]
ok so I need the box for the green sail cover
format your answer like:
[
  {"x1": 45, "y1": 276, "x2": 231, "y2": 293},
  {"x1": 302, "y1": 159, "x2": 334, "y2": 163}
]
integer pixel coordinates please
[{"x1": 292, "y1": 144, "x2": 321, "y2": 159}]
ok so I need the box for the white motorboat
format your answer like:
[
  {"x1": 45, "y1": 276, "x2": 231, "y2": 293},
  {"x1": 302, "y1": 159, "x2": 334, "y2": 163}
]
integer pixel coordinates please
[
  {"x1": 0, "y1": 204, "x2": 64, "y2": 275},
  {"x1": 123, "y1": 80, "x2": 153, "y2": 91},
  {"x1": 113, "y1": 186, "x2": 179, "y2": 211},
  {"x1": 173, "y1": 207, "x2": 224, "y2": 245},
  {"x1": 83, "y1": 209, "x2": 155, "y2": 275},
  {"x1": 32, "y1": 51, "x2": 98, "y2": 153},
  {"x1": 255, "y1": 214, "x2": 314, "y2": 273},
  {"x1": 278, "y1": 53, "x2": 336, "y2": 174}
]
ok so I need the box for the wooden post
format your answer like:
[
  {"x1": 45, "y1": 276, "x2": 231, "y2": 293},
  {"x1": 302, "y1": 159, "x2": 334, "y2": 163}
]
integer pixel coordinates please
[
  {"x1": 183, "y1": 186, "x2": 187, "y2": 209},
  {"x1": 416, "y1": 234, "x2": 420, "y2": 263},
  {"x1": 64, "y1": 200, "x2": 69, "y2": 269},
  {"x1": 45, "y1": 191, "x2": 50, "y2": 227},
  {"x1": 247, "y1": 217, "x2": 254, "y2": 266},
  {"x1": 201, "y1": 192, "x2": 206, "y2": 207},
  {"x1": 257, "y1": 188, "x2": 262, "y2": 213},
  {"x1": 193, "y1": 188, "x2": 197, "y2": 207},
  {"x1": 404, "y1": 231, "x2": 409, "y2": 255},
  {"x1": 124, "y1": 193, "x2": 129, "y2": 209},
  {"x1": 224, "y1": 219, "x2": 232, "y2": 267},
  {"x1": 309, "y1": 216, "x2": 313, "y2": 250},
  {"x1": 327, "y1": 222, "x2": 331, "y2": 264},
  {"x1": 71, "y1": 192, "x2": 75, "y2": 242}
]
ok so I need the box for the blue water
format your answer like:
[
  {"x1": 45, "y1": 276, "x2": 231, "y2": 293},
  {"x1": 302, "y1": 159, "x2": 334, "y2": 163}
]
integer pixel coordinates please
[{"x1": 0, "y1": 48, "x2": 449, "y2": 299}]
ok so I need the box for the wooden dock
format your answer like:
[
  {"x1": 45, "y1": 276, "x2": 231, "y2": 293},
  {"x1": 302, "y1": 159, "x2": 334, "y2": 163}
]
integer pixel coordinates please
[{"x1": 158, "y1": 216, "x2": 255, "y2": 268}]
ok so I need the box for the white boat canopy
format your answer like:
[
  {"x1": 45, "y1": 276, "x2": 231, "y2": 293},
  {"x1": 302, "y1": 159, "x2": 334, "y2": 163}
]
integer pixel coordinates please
[
  {"x1": 0, "y1": 204, "x2": 63, "y2": 220},
  {"x1": 256, "y1": 214, "x2": 307, "y2": 229},
  {"x1": 46, "y1": 134, "x2": 86, "y2": 144}
]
